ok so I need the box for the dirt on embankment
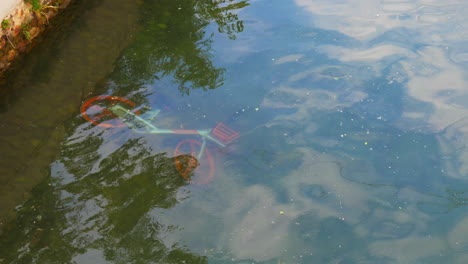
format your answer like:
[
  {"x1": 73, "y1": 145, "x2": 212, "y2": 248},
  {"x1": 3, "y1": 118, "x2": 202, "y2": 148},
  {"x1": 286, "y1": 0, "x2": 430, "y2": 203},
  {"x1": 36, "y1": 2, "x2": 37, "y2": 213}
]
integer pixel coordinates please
[{"x1": 0, "y1": 0, "x2": 72, "y2": 77}]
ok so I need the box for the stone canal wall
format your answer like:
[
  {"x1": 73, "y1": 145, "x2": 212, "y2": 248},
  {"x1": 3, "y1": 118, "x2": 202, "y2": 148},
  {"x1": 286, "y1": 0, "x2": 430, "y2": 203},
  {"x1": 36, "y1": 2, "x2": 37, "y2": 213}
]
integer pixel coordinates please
[{"x1": 0, "y1": 0, "x2": 72, "y2": 76}]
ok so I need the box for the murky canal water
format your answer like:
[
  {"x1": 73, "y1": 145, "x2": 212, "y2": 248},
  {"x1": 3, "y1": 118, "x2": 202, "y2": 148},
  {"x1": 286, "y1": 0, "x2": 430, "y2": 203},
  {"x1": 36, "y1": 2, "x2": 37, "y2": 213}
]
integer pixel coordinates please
[{"x1": 1, "y1": 0, "x2": 467, "y2": 263}]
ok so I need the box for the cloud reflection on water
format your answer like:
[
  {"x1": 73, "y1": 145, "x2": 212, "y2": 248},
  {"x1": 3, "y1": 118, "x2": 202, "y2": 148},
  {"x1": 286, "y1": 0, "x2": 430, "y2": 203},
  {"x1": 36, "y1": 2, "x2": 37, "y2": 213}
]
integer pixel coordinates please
[
  {"x1": 165, "y1": 146, "x2": 460, "y2": 263},
  {"x1": 295, "y1": 0, "x2": 468, "y2": 174},
  {"x1": 295, "y1": 0, "x2": 468, "y2": 128},
  {"x1": 171, "y1": 0, "x2": 468, "y2": 262}
]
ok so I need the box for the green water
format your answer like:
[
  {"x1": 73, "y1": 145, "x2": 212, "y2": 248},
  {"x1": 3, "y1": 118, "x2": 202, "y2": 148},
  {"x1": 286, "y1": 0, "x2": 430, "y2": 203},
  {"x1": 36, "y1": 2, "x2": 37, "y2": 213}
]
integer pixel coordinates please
[
  {"x1": 0, "y1": 0, "x2": 141, "y2": 230},
  {"x1": 1, "y1": 0, "x2": 468, "y2": 263}
]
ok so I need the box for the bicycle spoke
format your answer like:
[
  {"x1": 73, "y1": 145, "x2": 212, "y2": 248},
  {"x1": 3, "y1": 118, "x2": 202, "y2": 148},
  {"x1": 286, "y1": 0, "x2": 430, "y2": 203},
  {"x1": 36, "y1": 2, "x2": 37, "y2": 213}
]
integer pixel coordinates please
[
  {"x1": 91, "y1": 108, "x2": 115, "y2": 122},
  {"x1": 89, "y1": 104, "x2": 106, "y2": 112},
  {"x1": 190, "y1": 142, "x2": 196, "y2": 155},
  {"x1": 82, "y1": 96, "x2": 140, "y2": 128}
]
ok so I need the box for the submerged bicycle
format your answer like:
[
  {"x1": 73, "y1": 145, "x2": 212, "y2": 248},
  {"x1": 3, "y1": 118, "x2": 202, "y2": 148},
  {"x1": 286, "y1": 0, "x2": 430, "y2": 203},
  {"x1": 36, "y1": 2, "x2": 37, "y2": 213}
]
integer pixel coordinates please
[{"x1": 81, "y1": 96, "x2": 240, "y2": 184}]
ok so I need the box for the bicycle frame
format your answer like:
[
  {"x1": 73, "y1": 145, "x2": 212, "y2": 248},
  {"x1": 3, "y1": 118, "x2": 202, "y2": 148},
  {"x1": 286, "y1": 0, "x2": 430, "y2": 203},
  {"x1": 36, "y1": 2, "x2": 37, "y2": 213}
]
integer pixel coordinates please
[
  {"x1": 82, "y1": 96, "x2": 240, "y2": 184},
  {"x1": 108, "y1": 104, "x2": 226, "y2": 161}
]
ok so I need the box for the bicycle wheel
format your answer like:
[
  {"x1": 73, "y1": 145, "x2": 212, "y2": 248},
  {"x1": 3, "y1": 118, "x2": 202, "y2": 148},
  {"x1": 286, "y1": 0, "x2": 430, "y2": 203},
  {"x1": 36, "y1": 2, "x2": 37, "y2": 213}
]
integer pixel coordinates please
[
  {"x1": 81, "y1": 96, "x2": 141, "y2": 127},
  {"x1": 173, "y1": 139, "x2": 215, "y2": 184}
]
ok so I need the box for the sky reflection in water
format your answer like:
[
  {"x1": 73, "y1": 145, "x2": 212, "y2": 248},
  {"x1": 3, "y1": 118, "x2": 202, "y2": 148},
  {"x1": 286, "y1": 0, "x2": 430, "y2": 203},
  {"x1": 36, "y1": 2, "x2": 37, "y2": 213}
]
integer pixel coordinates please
[
  {"x1": 1, "y1": 0, "x2": 468, "y2": 263},
  {"x1": 197, "y1": 0, "x2": 468, "y2": 262}
]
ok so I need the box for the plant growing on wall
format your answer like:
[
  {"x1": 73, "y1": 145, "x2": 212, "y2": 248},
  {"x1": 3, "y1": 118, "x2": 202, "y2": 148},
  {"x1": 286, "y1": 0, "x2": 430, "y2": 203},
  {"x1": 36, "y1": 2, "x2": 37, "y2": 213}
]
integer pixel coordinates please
[
  {"x1": 24, "y1": 0, "x2": 60, "y2": 24},
  {"x1": 1, "y1": 19, "x2": 11, "y2": 30},
  {"x1": 21, "y1": 22, "x2": 31, "y2": 41},
  {"x1": 24, "y1": 0, "x2": 43, "y2": 12}
]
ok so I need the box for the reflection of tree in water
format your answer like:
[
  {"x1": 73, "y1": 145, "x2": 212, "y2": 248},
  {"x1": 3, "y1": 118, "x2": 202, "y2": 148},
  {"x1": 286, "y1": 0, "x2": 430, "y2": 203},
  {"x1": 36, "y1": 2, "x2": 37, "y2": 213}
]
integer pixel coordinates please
[
  {"x1": 111, "y1": 0, "x2": 249, "y2": 95},
  {"x1": 0, "y1": 0, "x2": 250, "y2": 261},
  {"x1": 0, "y1": 137, "x2": 206, "y2": 263}
]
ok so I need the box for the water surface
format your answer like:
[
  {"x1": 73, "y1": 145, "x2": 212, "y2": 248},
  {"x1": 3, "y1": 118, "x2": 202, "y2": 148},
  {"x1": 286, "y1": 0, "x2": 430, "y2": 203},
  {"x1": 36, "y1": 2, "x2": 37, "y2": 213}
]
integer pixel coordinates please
[{"x1": 1, "y1": 0, "x2": 467, "y2": 263}]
